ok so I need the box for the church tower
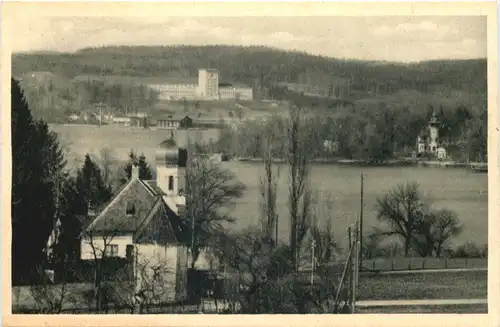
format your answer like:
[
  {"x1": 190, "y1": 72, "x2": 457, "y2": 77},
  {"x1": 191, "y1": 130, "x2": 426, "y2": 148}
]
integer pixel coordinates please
[{"x1": 155, "y1": 132, "x2": 188, "y2": 213}]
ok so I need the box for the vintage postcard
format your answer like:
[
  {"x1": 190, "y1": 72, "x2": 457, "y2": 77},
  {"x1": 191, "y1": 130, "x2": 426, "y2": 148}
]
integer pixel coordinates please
[{"x1": 1, "y1": 1, "x2": 498, "y2": 327}]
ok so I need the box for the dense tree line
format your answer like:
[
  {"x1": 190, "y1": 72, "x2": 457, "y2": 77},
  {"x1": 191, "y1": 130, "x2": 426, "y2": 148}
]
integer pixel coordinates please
[
  {"x1": 13, "y1": 46, "x2": 487, "y2": 97},
  {"x1": 217, "y1": 103, "x2": 487, "y2": 163},
  {"x1": 18, "y1": 75, "x2": 159, "y2": 122},
  {"x1": 12, "y1": 77, "x2": 67, "y2": 283}
]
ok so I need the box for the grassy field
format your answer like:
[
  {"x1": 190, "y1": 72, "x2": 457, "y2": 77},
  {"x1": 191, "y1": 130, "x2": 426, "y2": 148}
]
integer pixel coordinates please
[{"x1": 357, "y1": 270, "x2": 487, "y2": 301}]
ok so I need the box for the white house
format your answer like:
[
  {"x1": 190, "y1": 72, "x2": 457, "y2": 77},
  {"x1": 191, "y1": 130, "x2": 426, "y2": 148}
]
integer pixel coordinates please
[
  {"x1": 68, "y1": 113, "x2": 80, "y2": 121},
  {"x1": 437, "y1": 147, "x2": 447, "y2": 160},
  {"x1": 417, "y1": 109, "x2": 446, "y2": 158},
  {"x1": 218, "y1": 86, "x2": 253, "y2": 100},
  {"x1": 80, "y1": 138, "x2": 190, "y2": 303},
  {"x1": 112, "y1": 116, "x2": 131, "y2": 126}
]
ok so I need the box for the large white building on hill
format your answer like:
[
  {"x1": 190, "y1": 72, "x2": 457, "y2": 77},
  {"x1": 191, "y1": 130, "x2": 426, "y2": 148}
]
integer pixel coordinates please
[{"x1": 149, "y1": 68, "x2": 253, "y2": 101}]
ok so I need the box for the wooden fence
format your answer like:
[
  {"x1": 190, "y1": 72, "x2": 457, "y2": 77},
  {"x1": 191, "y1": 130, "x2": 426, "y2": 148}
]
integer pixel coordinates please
[
  {"x1": 299, "y1": 257, "x2": 487, "y2": 274},
  {"x1": 362, "y1": 257, "x2": 487, "y2": 271}
]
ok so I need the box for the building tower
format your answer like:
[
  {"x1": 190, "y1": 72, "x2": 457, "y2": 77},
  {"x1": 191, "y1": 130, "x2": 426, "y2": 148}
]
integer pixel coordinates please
[
  {"x1": 197, "y1": 68, "x2": 219, "y2": 99},
  {"x1": 428, "y1": 108, "x2": 439, "y2": 153},
  {"x1": 155, "y1": 134, "x2": 188, "y2": 214}
]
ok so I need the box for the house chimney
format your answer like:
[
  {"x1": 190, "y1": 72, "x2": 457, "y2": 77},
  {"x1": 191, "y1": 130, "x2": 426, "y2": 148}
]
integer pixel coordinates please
[{"x1": 131, "y1": 164, "x2": 139, "y2": 180}]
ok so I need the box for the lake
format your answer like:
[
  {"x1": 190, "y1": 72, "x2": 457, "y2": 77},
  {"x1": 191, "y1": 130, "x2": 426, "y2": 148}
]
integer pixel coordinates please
[
  {"x1": 223, "y1": 162, "x2": 488, "y2": 249},
  {"x1": 51, "y1": 124, "x2": 488, "y2": 249},
  {"x1": 51, "y1": 124, "x2": 221, "y2": 169}
]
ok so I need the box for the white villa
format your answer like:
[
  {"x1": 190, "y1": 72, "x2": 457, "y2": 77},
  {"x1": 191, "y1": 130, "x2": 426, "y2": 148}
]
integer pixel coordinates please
[
  {"x1": 80, "y1": 138, "x2": 190, "y2": 303},
  {"x1": 417, "y1": 109, "x2": 447, "y2": 160}
]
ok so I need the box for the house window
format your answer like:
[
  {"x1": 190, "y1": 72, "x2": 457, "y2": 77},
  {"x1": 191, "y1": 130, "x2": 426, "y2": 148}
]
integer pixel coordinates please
[
  {"x1": 126, "y1": 202, "x2": 135, "y2": 215},
  {"x1": 105, "y1": 244, "x2": 119, "y2": 257},
  {"x1": 168, "y1": 176, "x2": 174, "y2": 190}
]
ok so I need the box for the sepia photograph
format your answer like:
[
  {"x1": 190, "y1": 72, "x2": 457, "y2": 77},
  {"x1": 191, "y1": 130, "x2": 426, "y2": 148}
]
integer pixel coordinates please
[{"x1": 2, "y1": 2, "x2": 498, "y2": 324}]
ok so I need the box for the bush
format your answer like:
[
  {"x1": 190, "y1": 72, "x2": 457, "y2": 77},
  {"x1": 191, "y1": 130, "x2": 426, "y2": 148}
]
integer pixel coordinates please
[{"x1": 449, "y1": 242, "x2": 487, "y2": 258}]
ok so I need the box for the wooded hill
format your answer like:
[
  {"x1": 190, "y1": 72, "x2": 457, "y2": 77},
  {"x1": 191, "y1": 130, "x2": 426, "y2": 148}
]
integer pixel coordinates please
[{"x1": 13, "y1": 45, "x2": 487, "y2": 98}]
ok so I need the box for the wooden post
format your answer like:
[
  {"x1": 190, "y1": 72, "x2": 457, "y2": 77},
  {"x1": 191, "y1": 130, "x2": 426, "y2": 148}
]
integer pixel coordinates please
[
  {"x1": 352, "y1": 222, "x2": 360, "y2": 314},
  {"x1": 311, "y1": 239, "x2": 315, "y2": 286},
  {"x1": 347, "y1": 226, "x2": 352, "y2": 309},
  {"x1": 351, "y1": 227, "x2": 356, "y2": 313},
  {"x1": 359, "y1": 174, "x2": 364, "y2": 270}
]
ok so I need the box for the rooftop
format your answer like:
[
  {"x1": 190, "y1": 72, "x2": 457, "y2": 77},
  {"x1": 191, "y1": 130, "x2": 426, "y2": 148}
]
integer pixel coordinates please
[
  {"x1": 159, "y1": 137, "x2": 177, "y2": 148},
  {"x1": 84, "y1": 177, "x2": 189, "y2": 243}
]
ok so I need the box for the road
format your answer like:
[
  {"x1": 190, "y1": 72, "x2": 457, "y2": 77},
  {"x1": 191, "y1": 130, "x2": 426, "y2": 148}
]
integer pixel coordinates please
[
  {"x1": 360, "y1": 267, "x2": 487, "y2": 276},
  {"x1": 356, "y1": 298, "x2": 487, "y2": 307}
]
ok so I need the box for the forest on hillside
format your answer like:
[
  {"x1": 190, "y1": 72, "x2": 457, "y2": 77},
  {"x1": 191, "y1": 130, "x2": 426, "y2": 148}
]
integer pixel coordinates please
[
  {"x1": 13, "y1": 45, "x2": 487, "y2": 96},
  {"x1": 11, "y1": 45, "x2": 488, "y2": 162}
]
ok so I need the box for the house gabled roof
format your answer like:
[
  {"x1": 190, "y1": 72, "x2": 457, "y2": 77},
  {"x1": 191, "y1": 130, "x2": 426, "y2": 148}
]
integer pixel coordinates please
[
  {"x1": 84, "y1": 178, "x2": 157, "y2": 234},
  {"x1": 142, "y1": 180, "x2": 166, "y2": 196},
  {"x1": 83, "y1": 175, "x2": 190, "y2": 244},
  {"x1": 134, "y1": 196, "x2": 190, "y2": 245}
]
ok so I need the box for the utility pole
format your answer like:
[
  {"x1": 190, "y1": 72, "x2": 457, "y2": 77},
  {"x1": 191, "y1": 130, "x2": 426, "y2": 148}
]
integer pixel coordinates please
[
  {"x1": 347, "y1": 226, "x2": 352, "y2": 310},
  {"x1": 359, "y1": 174, "x2": 364, "y2": 269},
  {"x1": 351, "y1": 221, "x2": 360, "y2": 314},
  {"x1": 99, "y1": 102, "x2": 102, "y2": 128},
  {"x1": 310, "y1": 239, "x2": 316, "y2": 286},
  {"x1": 275, "y1": 216, "x2": 279, "y2": 248}
]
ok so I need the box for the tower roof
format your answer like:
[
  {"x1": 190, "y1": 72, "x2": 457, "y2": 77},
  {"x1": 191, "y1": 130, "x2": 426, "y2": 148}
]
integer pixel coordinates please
[
  {"x1": 159, "y1": 137, "x2": 177, "y2": 148},
  {"x1": 430, "y1": 107, "x2": 439, "y2": 124},
  {"x1": 156, "y1": 133, "x2": 178, "y2": 165}
]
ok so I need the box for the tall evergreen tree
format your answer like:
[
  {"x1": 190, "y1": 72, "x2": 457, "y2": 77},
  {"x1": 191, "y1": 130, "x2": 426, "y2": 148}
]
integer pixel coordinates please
[
  {"x1": 50, "y1": 175, "x2": 83, "y2": 281},
  {"x1": 11, "y1": 78, "x2": 67, "y2": 284},
  {"x1": 74, "y1": 154, "x2": 113, "y2": 226},
  {"x1": 122, "y1": 150, "x2": 154, "y2": 183}
]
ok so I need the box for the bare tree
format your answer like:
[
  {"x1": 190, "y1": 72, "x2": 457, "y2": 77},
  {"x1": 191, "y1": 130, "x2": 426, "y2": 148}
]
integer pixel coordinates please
[
  {"x1": 297, "y1": 191, "x2": 342, "y2": 314},
  {"x1": 29, "y1": 262, "x2": 71, "y2": 313},
  {"x1": 413, "y1": 209, "x2": 463, "y2": 258},
  {"x1": 185, "y1": 143, "x2": 246, "y2": 268},
  {"x1": 113, "y1": 254, "x2": 177, "y2": 314},
  {"x1": 287, "y1": 103, "x2": 312, "y2": 271},
  {"x1": 217, "y1": 227, "x2": 293, "y2": 313},
  {"x1": 375, "y1": 181, "x2": 427, "y2": 256},
  {"x1": 307, "y1": 192, "x2": 339, "y2": 272},
  {"x1": 81, "y1": 223, "x2": 124, "y2": 313},
  {"x1": 260, "y1": 125, "x2": 281, "y2": 246},
  {"x1": 99, "y1": 148, "x2": 115, "y2": 184},
  {"x1": 362, "y1": 230, "x2": 385, "y2": 259}
]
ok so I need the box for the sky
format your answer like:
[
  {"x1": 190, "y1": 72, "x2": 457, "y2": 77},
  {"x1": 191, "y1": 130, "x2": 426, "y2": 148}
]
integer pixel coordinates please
[{"x1": 12, "y1": 16, "x2": 486, "y2": 62}]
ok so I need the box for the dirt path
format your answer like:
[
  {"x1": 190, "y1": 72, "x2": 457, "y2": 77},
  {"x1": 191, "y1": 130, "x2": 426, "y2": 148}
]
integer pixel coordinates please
[{"x1": 356, "y1": 298, "x2": 487, "y2": 307}]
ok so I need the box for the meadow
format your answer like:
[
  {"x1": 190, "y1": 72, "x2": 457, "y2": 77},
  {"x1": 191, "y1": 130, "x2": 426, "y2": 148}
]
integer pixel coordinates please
[
  {"x1": 51, "y1": 124, "x2": 488, "y2": 250},
  {"x1": 357, "y1": 270, "x2": 487, "y2": 301}
]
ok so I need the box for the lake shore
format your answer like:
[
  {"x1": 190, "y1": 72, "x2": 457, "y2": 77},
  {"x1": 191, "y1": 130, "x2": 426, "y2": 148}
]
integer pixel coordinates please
[{"x1": 234, "y1": 157, "x2": 487, "y2": 171}]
